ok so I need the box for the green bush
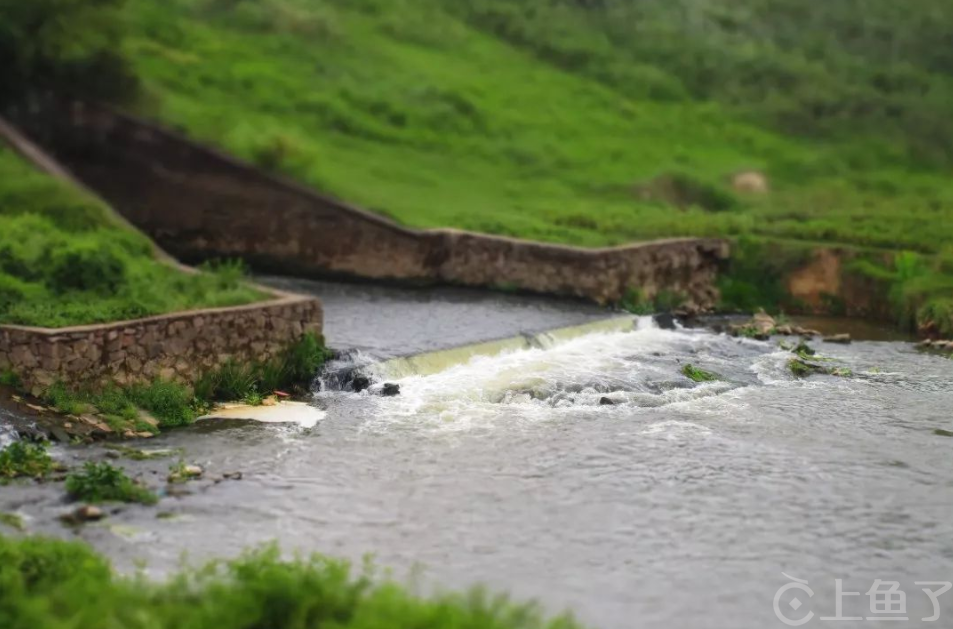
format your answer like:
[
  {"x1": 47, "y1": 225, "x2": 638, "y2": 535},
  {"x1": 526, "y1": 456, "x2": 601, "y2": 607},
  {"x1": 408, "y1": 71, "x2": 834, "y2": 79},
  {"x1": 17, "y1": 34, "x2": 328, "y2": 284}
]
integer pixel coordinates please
[
  {"x1": 0, "y1": 442, "x2": 53, "y2": 480},
  {"x1": 47, "y1": 242, "x2": 127, "y2": 295},
  {"x1": 0, "y1": 273, "x2": 40, "y2": 313},
  {"x1": 0, "y1": 536, "x2": 585, "y2": 629},
  {"x1": 65, "y1": 462, "x2": 157, "y2": 505}
]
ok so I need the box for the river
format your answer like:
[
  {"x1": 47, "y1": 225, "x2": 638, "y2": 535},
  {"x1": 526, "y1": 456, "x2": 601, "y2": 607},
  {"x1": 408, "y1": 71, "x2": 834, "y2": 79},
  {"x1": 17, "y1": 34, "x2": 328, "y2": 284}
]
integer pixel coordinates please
[{"x1": 1, "y1": 279, "x2": 952, "y2": 628}]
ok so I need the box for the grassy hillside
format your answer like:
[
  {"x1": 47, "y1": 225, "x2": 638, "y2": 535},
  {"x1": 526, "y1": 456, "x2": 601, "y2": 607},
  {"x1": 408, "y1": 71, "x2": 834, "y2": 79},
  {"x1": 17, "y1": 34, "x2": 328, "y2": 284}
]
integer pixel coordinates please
[
  {"x1": 119, "y1": 0, "x2": 953, "y2": 253},
  {"x1": 2, "y1": 0, "x2": 952, "y2": 330},
  {"x1": 0, "y1": 146, "x2": 266, "y2": 327}
]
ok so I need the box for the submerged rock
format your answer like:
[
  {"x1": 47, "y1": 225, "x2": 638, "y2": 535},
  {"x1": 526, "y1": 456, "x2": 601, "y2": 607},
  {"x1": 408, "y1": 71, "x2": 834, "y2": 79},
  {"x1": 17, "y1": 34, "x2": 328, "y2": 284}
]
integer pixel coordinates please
[
  {"x1": 381, "y1": 383, "x2": 401, "y2": 397},
  {"x1": 653, "y1": 313, "x2": 677, "y2": 330},
  {"x1": 351, "y1": 375, "x2": 371, "y2": 393},
  {"x1": 599, "y1": 396, "x2": 616, "y2": 406},
  {"x1": 823, "y1": 333, "x2": 852, "y2": 344}
]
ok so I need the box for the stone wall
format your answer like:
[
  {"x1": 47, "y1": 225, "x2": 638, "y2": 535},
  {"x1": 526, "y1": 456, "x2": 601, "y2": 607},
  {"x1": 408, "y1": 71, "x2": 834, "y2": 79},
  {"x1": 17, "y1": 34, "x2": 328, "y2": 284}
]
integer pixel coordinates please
[
  {"x1": 0, "y1": 294, "x2": 323, "y2": 396},
  {"x1": 3, "y1": 97, "x2": 729, "y2": 309}
]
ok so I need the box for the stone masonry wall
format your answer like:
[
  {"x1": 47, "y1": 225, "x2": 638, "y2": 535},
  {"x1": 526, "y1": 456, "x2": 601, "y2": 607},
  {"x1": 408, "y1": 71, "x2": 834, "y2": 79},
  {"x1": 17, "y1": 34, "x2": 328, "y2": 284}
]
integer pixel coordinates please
[
  {"x1": 0, "y1": 294, "x2": 323, "y2": 396},
  {"x1": 3, "y1": 96, "x2": 729, "y2": 309}
]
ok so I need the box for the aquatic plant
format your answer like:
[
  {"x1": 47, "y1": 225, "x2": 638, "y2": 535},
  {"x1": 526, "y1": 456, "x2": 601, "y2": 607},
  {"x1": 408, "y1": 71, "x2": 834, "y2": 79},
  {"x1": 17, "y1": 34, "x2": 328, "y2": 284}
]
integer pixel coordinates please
[
  {"x1": 792, "y1": 341, "x2": 816, "y2": 360},
  {"x1": 0, "y1": 441, "x2": 53, "y2": 480},
  {"x1": 788, "y1": 359, "x2": 851, "y2": 379},
  {"x1": 0, "y1": 535, "x2": 586, "y2": 629},
  {"x1": 681, "y1": 364, "x2": 720, "y2": 383},
  {"x1": 65, "y1": 461, "x2": 157, "y2": 505},
  {"x1": 0, "y1": 512, "x2": 24, "y2": 531}
]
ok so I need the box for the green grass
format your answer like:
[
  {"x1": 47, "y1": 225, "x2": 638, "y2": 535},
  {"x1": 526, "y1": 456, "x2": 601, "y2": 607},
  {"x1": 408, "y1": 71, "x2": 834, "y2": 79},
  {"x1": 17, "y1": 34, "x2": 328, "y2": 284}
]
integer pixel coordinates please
[
  {"x1": 0, "y1": 146, "x2": 267, "y2": 328},
  {"x1": 116, "y1": 0, "x2": 953, "y2": 254},
  {"x1": 104, "y1": 0, "x2": 953, "y2": 330},
  {"x1": 65, "y1": 461, "x2": 158, "y2": 505},
  {"x1": 195, "y1": 331, "x2": 334, "y2": 400},
  {"x1": 0, "y1": 535, "x2": 584, "y2": 629},
  {"x1": 0, "y1": 441, "x2": 54, "y2": 480}
]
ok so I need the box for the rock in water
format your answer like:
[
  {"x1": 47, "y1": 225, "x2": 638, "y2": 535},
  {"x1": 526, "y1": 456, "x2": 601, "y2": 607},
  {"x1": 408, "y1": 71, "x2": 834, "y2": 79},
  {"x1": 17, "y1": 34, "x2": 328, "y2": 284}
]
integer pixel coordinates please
[
  {"x1": 599, "y1": 397, "x2": 615, "y2": 406},
  {"x1": 653, "y1": 313, "x2": 677, "y2": 330},
  {"x1": 823, "y1": 334, "x2": 852, "y2": 344},
  {"x1": 381, "y1": 383, "x2": 400, "y2": 397},
  {"x1": 351, "y1": 375, "x2": 371, "y2": 393},
  {"x1": 61, "y1": 505, "x2": 105, "y2": 525}
]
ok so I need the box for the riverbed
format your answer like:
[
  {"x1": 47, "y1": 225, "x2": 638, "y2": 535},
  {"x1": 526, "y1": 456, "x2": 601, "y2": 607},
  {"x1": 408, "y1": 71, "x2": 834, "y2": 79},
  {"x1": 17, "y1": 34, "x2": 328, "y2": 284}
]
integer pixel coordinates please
[{"x1": 1, "y1": 281, "x2": 952, "y2": 628}]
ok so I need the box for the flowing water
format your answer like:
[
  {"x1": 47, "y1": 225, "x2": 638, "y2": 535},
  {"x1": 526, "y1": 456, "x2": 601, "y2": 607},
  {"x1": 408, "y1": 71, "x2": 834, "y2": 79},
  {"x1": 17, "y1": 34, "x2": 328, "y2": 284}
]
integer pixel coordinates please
[{"x1": 1, "y1": 283, "x2": 952, "y2": 628}]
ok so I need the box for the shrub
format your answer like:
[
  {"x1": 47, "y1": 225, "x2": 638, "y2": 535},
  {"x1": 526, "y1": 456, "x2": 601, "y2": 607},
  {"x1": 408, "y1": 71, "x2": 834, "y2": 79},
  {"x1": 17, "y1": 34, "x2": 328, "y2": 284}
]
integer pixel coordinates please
[
  {"x1": 0, "y1": 273, "x2": 41, "y2": 313},
  {"x1": 65, "y1": 461, "x2": 157, "y2": 505},
  {"x1": 0, "y1": 442, "x2": 53, "y2": 480},
  {"x1": 47, "y1": 242, "x2": 127, "y2": 295}
]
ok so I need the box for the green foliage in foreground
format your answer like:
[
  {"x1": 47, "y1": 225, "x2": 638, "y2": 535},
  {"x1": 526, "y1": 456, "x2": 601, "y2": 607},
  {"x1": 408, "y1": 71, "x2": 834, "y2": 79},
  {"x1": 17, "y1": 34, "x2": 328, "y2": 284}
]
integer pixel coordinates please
[
  {"x1": 681, "y1": 364, "x2": 720, "y2": 383},
  {"x1": 0, "y1": 147, "x2": 267, "y2": 327},
  {"x1": 0, "y1": 536, "x2": 583, "y2": 629},
  {"x1": 0, "y1": 442, "x2": 53, "y2": 480},
  {"x1": 65, "y1": 462, "x2": 157, "y2": 505}
]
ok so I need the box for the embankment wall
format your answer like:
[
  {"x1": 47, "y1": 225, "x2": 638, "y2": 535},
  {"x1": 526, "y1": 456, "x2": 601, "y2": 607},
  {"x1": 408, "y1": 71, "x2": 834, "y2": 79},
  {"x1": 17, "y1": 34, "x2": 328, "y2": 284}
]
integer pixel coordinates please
[
  {"x1": 4, "y1": 97, "x2": 729, "y2": 309},
  {"x1": 0, "y1": 294, "x2": 323, "y2": 396}
]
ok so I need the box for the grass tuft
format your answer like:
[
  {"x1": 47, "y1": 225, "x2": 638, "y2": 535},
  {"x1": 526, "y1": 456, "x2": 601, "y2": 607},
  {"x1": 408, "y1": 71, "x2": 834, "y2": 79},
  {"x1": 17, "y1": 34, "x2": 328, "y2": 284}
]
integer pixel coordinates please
[
  {"x1": 0, "y1": 442, "x2": 54, "y2": 480},
  {"x1": 65, "y1": 462, "x2": 157, "y2": 505}
]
